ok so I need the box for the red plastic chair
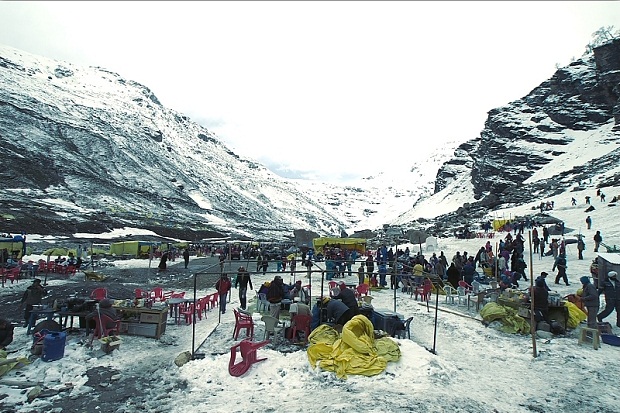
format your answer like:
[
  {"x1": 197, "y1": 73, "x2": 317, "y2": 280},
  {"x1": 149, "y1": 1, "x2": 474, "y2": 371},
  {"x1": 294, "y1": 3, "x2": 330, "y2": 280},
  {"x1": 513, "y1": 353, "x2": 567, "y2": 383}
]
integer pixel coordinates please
[
  {"x1": 228, "y1": 339, "x2": 270, "y2": 377},
  {"x1": 92, "y1": 314, "x2": 121, "y2": 339},
  {"x1": 151, "y1": 287, "x2": 164, "y2": 302},
  {"x1": 233, "y1": 308, "x2": 254, "y2": 340},
  {"x1": 210, "y1": 293, "x2": 219, "y2": 310},
  {"x1": 194, "y1": 298, "x2": 205, "y2": 321},
  {"x1": 355, "y1": 284, "x2": 369, "y2": 298},
  {"x1": 179, "y1": 303, "x2": 195, "y2": 325},
  {"x1": 171, "y1": 292, "x2": 186, "y2": 298},
  {"x1": 414, "y1": 279, "x2": 433, "y2": 302},
  {"x1": 458, "y1": 280, "x2": 473, "y2": 293},
  {"x1": 5, "y1": 266, "x2": 21, "y2": 284},
  {"x1": 90, "y1": 288, "x2": 108, "y2": 300},
  {"x1": 65, "y1": 265, "x2": 77, "y2": 276},
  {"x1": 38, "y1": 260, "x2": 46, "y2": 273},
  {"x1": 290, "y1": 314, "x2": 312, "y2": 344}
]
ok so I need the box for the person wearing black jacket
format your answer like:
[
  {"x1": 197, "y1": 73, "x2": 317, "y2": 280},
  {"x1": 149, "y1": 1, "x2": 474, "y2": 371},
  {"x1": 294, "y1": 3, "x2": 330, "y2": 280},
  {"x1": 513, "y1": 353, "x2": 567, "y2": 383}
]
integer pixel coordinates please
[
  {"x1": 266, "y1": 276, "x2": 284, "y2": 319},
  {"x1": 598, "y1": 271, "x2": 620, "y2": 327},
  {"x1": 234, "y1": 266, "x2": 253, "y2": 310},
  {"x1": 332, "y1": 282, "x2": 359, "y2": 315},
  {"x1": 446, "y1": 262, "x2": 461, "y2": 289}
]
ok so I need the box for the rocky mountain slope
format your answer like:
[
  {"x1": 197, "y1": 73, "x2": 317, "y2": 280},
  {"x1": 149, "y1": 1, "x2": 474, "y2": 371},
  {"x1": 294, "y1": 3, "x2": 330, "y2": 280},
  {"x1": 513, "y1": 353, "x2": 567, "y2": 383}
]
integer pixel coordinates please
[
  {"x1": 1, "y1": 38, "x2": 618, "y2": 244},
  {"x1": 391, "y1": 38, "x2": 620, "y2": 237},
  {"x1": 0, "y1": 45, "x2": 440, "y2": 242}
]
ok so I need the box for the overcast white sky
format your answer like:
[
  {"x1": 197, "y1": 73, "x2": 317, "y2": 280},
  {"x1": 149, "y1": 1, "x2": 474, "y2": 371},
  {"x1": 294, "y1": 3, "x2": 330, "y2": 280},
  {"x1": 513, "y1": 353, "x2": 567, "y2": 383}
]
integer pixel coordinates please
[{"x1": 0, "y1": 1, "x2": 619, "y2": 184}]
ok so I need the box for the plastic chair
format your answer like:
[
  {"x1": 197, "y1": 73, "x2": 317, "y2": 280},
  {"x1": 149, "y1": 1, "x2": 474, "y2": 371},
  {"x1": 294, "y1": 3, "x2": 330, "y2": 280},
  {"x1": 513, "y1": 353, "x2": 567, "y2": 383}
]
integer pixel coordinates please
[
  {"x1": 444, "y1": 285, "x2": 456, "y2": 305},
  {"x1": 179, "y1": 303, "x2": 195, "y2": 325},
  {"x1": 471, "y1": 280, "x2": 481, "y2": 294},
  {"x1": 228, "y1": 339, "x2": 270, "y2": 377},
  {"x1": 151, "y1": 287, "x2": 164, "y2": 301},
  {"x1": 92, "y1": 314, "x2": 120, "y2": 339},
  {"x1": 90, "y1": 288, "x2": 108, "y2": 300},
  {"x1": 210, "y1": 293, "x2": 219, "y2": 310},
  {"x1": 290, "y1": 314, "x2": 312, "y2": 344},
  {"x1": 171, "y1": 292, "x2": 186, "y2": 298},
  {"x1": 233, "y1": 308, "x2": 255, "y2": 340},
  {"x1": 65, "y1": 265, "x2": 77, "y2": 276},
  {"x1": 328, "y1": 281, "x2": 339, "y2": 297},
  {"x1": 456, "y1": 286, "x2": 468, "y2": 306},
  {"x1": 414, "y1": 279, "x2": 432, "y2": 302},
  {"x1": 356, "y1": 284, "x2": 370, "y2": 297},
  {"x1": 400, "y1": 276, "x2": 414, "y2": 294},
  {"x1": 135, "y1": 288, "x2": 146, "y2": 299},
  {"x1": 256, "y1": 292, "x2": 269, "y2": 313},
  {"x1": 261, "y1": 315, "x2": 285, "y2": 341},
  {"x1": 395, "y1": 317, "x2": 413, "y2": 339},
  {"x1": 4, "y1": 266, "x2": 21, "y2": 284},
  {"x1": 458, "y1": 280, "x2": 473, "y2": 293}
]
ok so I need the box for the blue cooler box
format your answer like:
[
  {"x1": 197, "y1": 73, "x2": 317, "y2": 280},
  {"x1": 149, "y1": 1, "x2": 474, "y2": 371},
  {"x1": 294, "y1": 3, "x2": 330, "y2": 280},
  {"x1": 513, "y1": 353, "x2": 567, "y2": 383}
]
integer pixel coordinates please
[{"x1": 42, "y1": 331, "x2": 67, "y2": 362}]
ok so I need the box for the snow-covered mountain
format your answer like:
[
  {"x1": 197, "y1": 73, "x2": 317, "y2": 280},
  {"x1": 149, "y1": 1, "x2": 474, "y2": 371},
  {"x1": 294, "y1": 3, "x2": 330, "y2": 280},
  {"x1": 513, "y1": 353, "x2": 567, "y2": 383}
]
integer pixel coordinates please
[
  {"x1": 390, "y1": 38, "x2": 620, "y2": 237},
  {"x1": 0, "y1": 44, "x2": 446, "y2": 241},
  {"x1": 0, "y1": 39, "x2": 618, "y2": 243}
]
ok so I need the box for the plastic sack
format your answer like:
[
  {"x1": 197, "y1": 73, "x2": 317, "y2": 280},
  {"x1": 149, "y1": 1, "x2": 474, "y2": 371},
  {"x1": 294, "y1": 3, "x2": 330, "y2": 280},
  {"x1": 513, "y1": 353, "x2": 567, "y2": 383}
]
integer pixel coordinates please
[{"x1": 565, "y1": 301, "x2": 586, "y2": 329}]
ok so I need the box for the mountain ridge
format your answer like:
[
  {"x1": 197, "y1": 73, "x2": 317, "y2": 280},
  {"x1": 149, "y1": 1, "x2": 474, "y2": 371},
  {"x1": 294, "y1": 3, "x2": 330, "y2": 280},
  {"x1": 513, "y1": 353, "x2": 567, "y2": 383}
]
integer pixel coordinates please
[{"x1": 1, "y1": 39, "x2": 619, "y2": 243}]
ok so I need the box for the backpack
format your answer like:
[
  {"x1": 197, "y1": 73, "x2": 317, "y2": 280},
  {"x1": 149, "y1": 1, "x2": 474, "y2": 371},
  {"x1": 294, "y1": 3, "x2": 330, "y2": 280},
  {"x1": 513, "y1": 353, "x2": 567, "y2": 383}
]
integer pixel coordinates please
[{"x1": 557, "y1": 257, "x2": 566, "y2": 267}]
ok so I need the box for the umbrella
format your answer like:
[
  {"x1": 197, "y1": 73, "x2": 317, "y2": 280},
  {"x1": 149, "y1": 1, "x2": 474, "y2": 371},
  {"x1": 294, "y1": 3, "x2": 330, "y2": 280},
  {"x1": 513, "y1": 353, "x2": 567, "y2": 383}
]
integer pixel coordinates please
[{"x1": 43, "y1": 247, "x2": 70, "y2": 257}]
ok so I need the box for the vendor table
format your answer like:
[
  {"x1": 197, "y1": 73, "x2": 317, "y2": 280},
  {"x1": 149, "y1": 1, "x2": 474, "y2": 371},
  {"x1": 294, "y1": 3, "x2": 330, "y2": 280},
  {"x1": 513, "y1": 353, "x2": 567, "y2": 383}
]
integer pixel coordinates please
[
  {"x1": 117, "y1": 306, "x2": 168, "y2": 339},
  {"x1": 167, "y1": 298, "x2": 194, "y2": 324},
  {"x1": 56, "y1": 311, "x2": 89, "y2": 332}
]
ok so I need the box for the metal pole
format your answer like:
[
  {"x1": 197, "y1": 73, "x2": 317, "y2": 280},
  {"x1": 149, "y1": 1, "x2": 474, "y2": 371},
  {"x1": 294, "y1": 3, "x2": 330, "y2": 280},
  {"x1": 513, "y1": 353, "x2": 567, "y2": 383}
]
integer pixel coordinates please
[
  {"x1": 431, "y1": 282, "x2": 439, "y2": 354},
  {"x1": 393, "y1": 238, "x2": 398, "y2": 313},
  {"x1": 191, "y1": 271, "x2": 197, "y2": 358},
  {"x1": 529, "y1": 231, "x2": 537, "y2": 358}
]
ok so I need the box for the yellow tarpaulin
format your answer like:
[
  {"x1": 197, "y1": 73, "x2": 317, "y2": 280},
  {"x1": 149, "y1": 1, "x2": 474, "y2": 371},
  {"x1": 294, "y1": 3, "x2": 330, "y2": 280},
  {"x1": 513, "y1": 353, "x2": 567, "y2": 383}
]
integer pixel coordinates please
[
  {"x1": 307, "y1": 315, "x2": 400, "y2": 379},
  {"x1": 312, "y1": 237, "x2": 367, "y2": 254}
]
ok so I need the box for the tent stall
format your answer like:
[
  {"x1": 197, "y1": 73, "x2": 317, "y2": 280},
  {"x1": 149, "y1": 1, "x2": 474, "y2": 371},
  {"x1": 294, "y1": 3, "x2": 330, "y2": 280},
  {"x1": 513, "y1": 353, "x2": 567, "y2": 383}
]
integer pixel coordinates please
[
  {"x1": 312, "y1": 237, "x2": 367, "y2": 254},
  {"x1": 0, "y1": 237, "x2": 24, "y2": 259},
  {"x1": 109, "y1": 241, "x2": 159, "y2": 258}
]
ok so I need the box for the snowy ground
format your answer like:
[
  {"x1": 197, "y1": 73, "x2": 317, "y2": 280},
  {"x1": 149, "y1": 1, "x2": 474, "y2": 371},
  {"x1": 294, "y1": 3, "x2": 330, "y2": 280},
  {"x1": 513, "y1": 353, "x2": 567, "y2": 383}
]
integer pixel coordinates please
[{"x1": 1, "y1": 186, "x2": 620, "y2": 412}]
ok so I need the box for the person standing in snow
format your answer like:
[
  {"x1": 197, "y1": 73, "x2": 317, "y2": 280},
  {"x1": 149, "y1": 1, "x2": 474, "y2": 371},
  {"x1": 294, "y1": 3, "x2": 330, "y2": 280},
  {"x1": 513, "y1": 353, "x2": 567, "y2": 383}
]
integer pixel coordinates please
[
  {"x1": 552, "y1": 253, "x2": 569, "y2": 286},
  {"x1": 182, "y1": 248, "x2": 190, "y2": 269},
  {"x1": 597, "y1": 271, "x2": 620, "y2": 327},
  {"x1": 234, "y1": 266, "x2": 253, "y2": 311},
  {"x1": 215, "y1": 273, "x2": 232, "y2": 314},
  {"x1": 577, "y1": 236, "x2": 586, "y2": 260},
  {"x1": 585, "y1": 215, "x2": 592, "y2": 230},
  {"x1": 580, "y1": 276, "x2": 600, "y2": 329},
  {"x1": 593, "y1": 231, "x2": 603, "y2": 252}
]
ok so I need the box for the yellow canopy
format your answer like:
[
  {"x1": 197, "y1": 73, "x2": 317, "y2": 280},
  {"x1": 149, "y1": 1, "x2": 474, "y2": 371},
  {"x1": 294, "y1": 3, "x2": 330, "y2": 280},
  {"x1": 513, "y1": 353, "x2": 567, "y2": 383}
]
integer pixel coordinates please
[{"x1": 312, "y1": 237, "x2": 366, "y2": 254}]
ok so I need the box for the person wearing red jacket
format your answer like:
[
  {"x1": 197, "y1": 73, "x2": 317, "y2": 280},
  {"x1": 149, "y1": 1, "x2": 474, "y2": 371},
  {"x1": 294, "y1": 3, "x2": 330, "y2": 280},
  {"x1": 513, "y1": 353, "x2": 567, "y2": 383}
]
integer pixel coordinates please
[{"x1": 215, "y1": 274, "x2": 232, "y2": 314}]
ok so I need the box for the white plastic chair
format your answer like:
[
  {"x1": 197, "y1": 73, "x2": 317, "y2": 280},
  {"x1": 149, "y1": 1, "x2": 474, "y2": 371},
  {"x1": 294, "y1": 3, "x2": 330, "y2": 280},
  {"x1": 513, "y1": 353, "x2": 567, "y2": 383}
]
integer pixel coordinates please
[
  {"x1": 472, "y1": 280, "x2": 481, "y2": 294},
  {"x1": 456, "y1": 286, "x2": 468, "y2": 306},
  {"x1": 261, "y1": 315, "x2": 285, "y2": 341},
  {"x1": 444, "y1": 285, "x2": 456, "y2": 305},
  {"x1": 256, "y1": 292, "x2": 269, "y2": 313}
]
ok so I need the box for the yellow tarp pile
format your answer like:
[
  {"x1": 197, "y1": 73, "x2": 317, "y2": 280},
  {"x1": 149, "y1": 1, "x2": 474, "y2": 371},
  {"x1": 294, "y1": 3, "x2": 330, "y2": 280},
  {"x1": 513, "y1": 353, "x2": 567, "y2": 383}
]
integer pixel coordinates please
[
  {"x1": 307, "y1": 315, "x2": 401, "y2": 379},
  {"x1": 0, "y1": 350, "x2": 30, "y2": 377},
  {"x1": 479, "y1": 302, "x2": 530, "y2": 334},
  {"x1": 565, "y1": 301, "x2": 587, "y2": 329}
]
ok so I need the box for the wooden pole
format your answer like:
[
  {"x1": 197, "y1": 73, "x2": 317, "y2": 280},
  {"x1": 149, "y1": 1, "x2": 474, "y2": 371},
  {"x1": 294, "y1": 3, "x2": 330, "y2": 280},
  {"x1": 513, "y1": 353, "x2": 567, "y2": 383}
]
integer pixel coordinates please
[{"x1": 529, "y1": 230, "x2": 537, "y2": 358}]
